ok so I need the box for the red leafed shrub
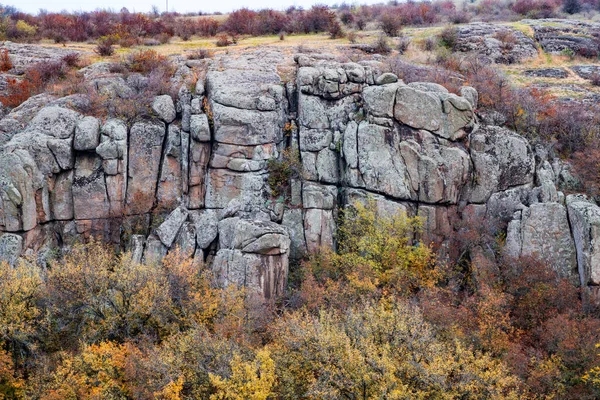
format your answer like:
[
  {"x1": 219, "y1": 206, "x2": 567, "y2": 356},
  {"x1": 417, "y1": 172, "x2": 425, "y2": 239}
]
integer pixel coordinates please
[
  {"x1": 255, "y1": 9, "x2": 290, "y2": 35},
  {"x1": 0, "y1": 69, "x2": 43, "y2": 108},
  {"x1": 95, "y1": 36, "x2": 115, "y2": 56},
  {"x1": 380, "y1": 13, "x2": 403, "y2": 37},
  {"x1": 297, "y1": 5, "x2": 337, "y2": 34},
  {"x1": 61, "y1": 52, "x2": 81, "y2": 68},
  {"x1": 125, "y1": 49, "x2": 170, "y2": 74},
  {"x1": 197, "y1": 17, "x2": 220, "y2": 37},
  {"x1": 0, "y1": 49, "x2": 12, "y2": 72},
  {"x1": 221, "y1": 8, "x2": 258, "y2": 35},
  {"x1": 28, "y1": 60, "x2": 67, "y2": 82},
  {"x1": 512, "y1": 0, "x2": 560, "y2": 17}
]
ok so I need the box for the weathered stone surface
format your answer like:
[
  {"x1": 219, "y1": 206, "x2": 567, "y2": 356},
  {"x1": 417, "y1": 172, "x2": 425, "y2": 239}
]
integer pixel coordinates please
[
  {"x1": 72, "y1": 154, "x2": 109, "y2": 220},
  {"x1": 303, "y1": 182, "x2": 338, "y2": 209},
  {"x1": 129, "y1": 234, "x2": 145, "y2": 264},
  {"x1": 523, "y1": 68, "x2": 568, "y2": 79},
  {"x1": 190, "y1": 114, "x2": 211, "y2": 142},
  {"x1": 218, "y1": 217, "x2": 288, "y2": 251},
  {"x1": 486, "y1": 186, "x2": 531, "y2": 223},
  {"x1": 455, "y1": 22, "x2": 538, "y2": 63},
  {"x1": 281, "y1": 209, "x2": 307, "y2": 259},
  {"x1": 506, "y1": 202, "x2": 577, "y2": 278},
  {"x1": 47, "y1": 138, "x2": 74, "y2": 170},
  {"x1": 566, "y1": 195, "x2": 600, "y2": 286},
  {"x1": 527, "y1": 19, "x2": 600, "y2": 58},
  {"x1": 96, "y1": 140, "x2": 120, "y2": 160},
  {"x1": 468, "y1": 126, "x2": 535, "y2": 203},
  {"x1": 174, "y1": 222, "x2": 196, "y2": 258},
  {"x1": 394, "y1": 86, "x2": 443, "y2": 132},
  {"x1": 394, "y1": 85, "x2": 474, "y2": 141},
  {"x1": 342, "y1": 188, "x2": 415, "y2": 218},
  {"x1": 207, "y1": 69, "x2": 282, "y2": 110},
  {"x1": 3, "y1": 48, "x2": 600, "y2": 303},
  {"x1": 205, "y1": 169, "x2": 266, "y2": 211},
  {"x1": 212, "y1": 103, "x2": 282, "y2": 146},
  {"x1": 152, "y1": 95, "x2": 176, "y2": 123},
  {"x1": 0, "y1": 233, "x2": 23, "y2": 265},
  {"x1": 418, "y1": 205, "x2": 453, "y2": 246},
  {"x1": 460, "y1": 86, "x2": 478, "y2": 109},
  {"x1": 157, "y1": 124, "x2": 182, "y2": 209},
  {"x1": 126, "y1": 120, "x2": 166, "y2": 214},
  {"x1": 399, "y1": 130, "x2": 471, "y2": 204},
  {"x1": 188, "y1": 140, "x2": 210, "y2": 209},
  {"x1": 0, "y1": 151, "x2": 38, "y2": 231},
  {"x1": 26, "y1": 106, "x2": 81, "y2": 138},
  {"x1": 74, "y1": 116, "x2": 100, "y2": 151},
  {"x1": 299, "y1": 128, "x2": 332, "y2": 152},
  {"x1": 156, "y1": 206, "x2": 189, "y2": 247},
  {"x1": 362, "y1": 83, "x2": 401, "y2": 118},
  {"x1": 375, "y1": 72, "x2": 398, "y2": 85},
  {"x1": 213, "y1": 216, "x2": 290, "y2": 298},
  {"x1": 101, "y1": 119, "x2": 127, "y2": 141},
  {"x1": 304, "y1": 208, "x2": 335, "y2": 253},
  {"x1": 571, "y1": 65, "x2": 600, "y2": 80},
  {"x1": 51, "y1": 170, "x2": 74, "y2": 220},
  {"x1": 352, "y1": 121, "x2": 412, "y2": 200},
  {"x1": 189, "y1": 209, "x2": 218, "y2": 249},
  {"x1": 212, "y1": 249, "x2": 288, "y2": 299}
]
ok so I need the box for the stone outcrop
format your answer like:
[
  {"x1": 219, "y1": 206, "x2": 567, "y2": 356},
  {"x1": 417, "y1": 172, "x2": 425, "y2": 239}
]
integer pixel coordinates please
[
  {"x1": 524, "y1": 19, "x2": 600, "y2": 57},
  {"x1": 454, "y1": 23, "x2": 538, "y2": 64},
  {"x1": 2, "y1": 48, "x2": 600, "y2": 302}
]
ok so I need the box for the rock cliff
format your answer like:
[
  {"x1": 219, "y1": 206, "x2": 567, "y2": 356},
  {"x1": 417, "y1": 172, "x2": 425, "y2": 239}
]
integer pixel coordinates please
[{"x1": 1, "y1": 49, "x2": 599, "y2": 302}]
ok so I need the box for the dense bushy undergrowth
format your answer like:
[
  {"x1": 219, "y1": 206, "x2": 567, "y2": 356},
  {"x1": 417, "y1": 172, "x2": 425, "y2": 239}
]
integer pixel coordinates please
[{"x1": 1, "y1": 201, "x2": 600, "y2": 398}]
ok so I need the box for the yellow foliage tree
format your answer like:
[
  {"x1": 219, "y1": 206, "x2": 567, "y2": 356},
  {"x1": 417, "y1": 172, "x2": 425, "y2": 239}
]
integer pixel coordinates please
[
  {"x1": 306, "y1": 199, "x2": 439, "y2": 299},
  {"x1": 0, "y1": 260, "x2": 43, "y2": 367},
  {"x1": 15, "y1": 20, "x2": 36, "y2": 38},
  {"x1": 209, "y1": 349, "x2": 276, "y2": 400},
  {"x1": 271, "y1": 298, "x2": 523, "y2": 399}
]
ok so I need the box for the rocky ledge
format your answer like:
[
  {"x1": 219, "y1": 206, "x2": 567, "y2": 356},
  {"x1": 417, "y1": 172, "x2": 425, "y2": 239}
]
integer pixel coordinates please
[{"x1": 1, "y1": 48, "x2": 599, "y2": 303}]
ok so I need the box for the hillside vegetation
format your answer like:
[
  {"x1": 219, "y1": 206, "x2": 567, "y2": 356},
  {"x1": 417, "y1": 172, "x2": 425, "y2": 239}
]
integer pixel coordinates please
[
  {"x1": 2, "y1": 201, "x2": 600, "y2": 399},
  {"x1": 2, "y1": 1, "x2": 600, "y2": 399}
]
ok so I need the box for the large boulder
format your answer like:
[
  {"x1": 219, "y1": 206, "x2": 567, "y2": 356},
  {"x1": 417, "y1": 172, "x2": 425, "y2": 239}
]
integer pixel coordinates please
[
  {"x1": 74, "y1": 116, "x2": 100, "y2": 151},
  {"x1": 213, "y1": 217, "x2": 291, "y2": 299},
  {"x1": 505, "y1": 202, "x2": 577, "y2": 279},
  {"x1": 393, "y1": 85, "x2": 475, "y2": 141},
  {"x1": 468, "y1": 126, "x2": 535, "y2": 203},
  {"x1": 152, "y1": 95, "x2": 176, "y2": 123},
  {"x1": 25, "y1": 106, "x2": 81, "y2": 138}
]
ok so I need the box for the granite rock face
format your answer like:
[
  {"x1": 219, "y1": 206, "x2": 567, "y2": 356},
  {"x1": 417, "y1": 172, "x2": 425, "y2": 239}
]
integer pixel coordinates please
[{"x1": 1, "y1": 49, "x2": 599, "y2": 302}]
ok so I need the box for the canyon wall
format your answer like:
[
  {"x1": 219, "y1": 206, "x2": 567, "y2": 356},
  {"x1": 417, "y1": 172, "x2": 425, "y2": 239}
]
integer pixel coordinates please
[{"x1": 1, "y1": 49, "x2": 599, "y2": 301}]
